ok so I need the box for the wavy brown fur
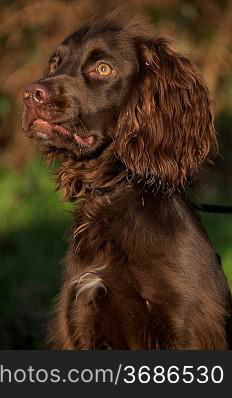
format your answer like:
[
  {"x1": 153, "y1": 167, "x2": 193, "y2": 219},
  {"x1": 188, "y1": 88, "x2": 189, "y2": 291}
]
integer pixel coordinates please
[
  {"x1": 52, "y1": 149, "x2": 232, "y2": 349},
  {"x1": 114, "y1": 36, "x2": 217, "y2": 193}
]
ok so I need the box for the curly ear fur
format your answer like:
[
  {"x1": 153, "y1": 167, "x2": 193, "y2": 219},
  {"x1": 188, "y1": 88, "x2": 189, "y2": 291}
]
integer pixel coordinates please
[{"x1": 114, "y1": 36, "x2": 218, "y2": 193}]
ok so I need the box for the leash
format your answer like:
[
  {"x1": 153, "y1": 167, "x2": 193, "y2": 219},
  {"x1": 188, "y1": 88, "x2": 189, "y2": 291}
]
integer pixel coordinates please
[
  {"x1": 194, "y1": 203, "x2": 232, "y2": 214},
  {"x1": 194, "y1": 202, "x2": 232, "y2": 267}
]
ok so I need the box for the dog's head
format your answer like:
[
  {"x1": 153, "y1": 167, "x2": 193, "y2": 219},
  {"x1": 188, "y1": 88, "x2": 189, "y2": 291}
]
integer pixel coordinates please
[
  {"x1": 22, "y1": 13, "x2": 217, "y2": 190},
  {"x1": 22, "y1": 15, "x2": 139, "y2": 160}
]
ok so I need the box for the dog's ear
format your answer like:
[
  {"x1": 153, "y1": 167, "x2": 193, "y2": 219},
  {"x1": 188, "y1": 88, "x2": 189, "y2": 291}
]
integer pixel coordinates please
[{"x1": 114, "y1": 36, "x2": 217, "y2": 192}]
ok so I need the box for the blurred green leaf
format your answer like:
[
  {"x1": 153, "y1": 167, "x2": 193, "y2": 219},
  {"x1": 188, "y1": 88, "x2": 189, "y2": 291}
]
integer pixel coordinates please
[{"x1": 0, "y1": 95, "x2": 12, "y2": 118}]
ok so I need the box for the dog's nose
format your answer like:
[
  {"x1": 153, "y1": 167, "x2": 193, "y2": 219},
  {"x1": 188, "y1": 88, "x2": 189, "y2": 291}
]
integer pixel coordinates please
[{"x1": 23, "y1": 83, "x2": 50, "y2": 105}]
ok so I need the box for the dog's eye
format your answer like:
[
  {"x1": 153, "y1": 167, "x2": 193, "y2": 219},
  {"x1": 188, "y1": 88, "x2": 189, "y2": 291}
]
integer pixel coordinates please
[{"x1": 96, "y1": 63, "x2": 112, "y2": 76}]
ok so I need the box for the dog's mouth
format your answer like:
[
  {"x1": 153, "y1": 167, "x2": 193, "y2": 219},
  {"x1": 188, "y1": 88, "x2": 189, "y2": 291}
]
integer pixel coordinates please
[{"x1": 29, "y1": 119, "x2": 95, "y2": 147}]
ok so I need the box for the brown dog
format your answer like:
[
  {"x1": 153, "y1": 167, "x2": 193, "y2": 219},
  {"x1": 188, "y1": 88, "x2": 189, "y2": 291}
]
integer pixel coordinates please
[{"x1": 22, "y1": 13, "x2": 232, "y2": 349}]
